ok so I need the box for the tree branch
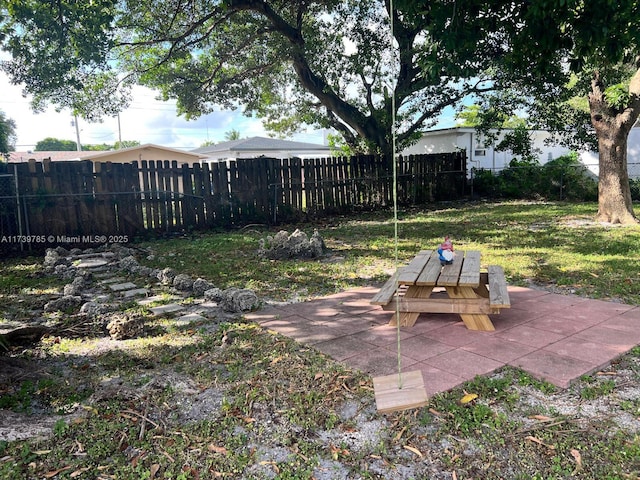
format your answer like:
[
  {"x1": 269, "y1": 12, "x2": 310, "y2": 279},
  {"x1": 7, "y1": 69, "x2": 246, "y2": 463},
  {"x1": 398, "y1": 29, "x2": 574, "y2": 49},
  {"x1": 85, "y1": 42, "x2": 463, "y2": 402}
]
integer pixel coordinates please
[
  {"x1": 225, "y1": 0, "x2": 384, "y2": 147},
  {"x1": 398, "y1": 82, "x2": 495, "y2": 144},
  {"x1": 620, "y1": 65, "x2": 640, "y2": 129}
]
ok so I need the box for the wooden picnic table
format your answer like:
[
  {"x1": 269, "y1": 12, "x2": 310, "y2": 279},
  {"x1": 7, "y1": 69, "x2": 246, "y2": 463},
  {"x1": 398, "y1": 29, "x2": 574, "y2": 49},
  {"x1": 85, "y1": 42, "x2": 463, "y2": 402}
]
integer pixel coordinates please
[{"x1": 371, "y1": 250, "x2": 510, "y2": 331}]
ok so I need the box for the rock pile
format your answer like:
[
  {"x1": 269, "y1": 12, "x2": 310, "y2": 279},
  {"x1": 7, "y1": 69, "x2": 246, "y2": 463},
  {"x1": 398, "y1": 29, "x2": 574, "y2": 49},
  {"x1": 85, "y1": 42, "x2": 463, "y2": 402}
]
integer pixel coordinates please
[
  {"x1": 258, "y1": 229, "x2": 325, "y2": 260},
  {"x1": 35, "y1": 244, "x2": 262, "y2": 341}
]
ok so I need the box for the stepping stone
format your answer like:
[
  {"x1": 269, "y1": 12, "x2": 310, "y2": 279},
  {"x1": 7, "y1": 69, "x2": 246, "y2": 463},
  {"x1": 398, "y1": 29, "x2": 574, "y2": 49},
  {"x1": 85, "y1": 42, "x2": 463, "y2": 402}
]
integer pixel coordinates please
[
  {"x1": 108, "y1": 282, "x2": 138, "y2": 292},
  {"x1": 100, "y1": 277, "x2": 125, "y2": 284},
  {"x1": 121, "y1": 288, "x2": 149, "y2": 299},
  {"x1": 149, "y1": 303, "x2": 184, "y2": 316},
  {"x1": 199, "y1": 301, "x2": 218, "y2": 309},
  {"x1": 174, "y1": 313, "x2": 206, "y2": 326},
  {"x1": 137, "y1": 294, "x2": 181, "y2": 306},
  {"x1": 75, "y1": 258, "x2": 109, "y2": 269}
]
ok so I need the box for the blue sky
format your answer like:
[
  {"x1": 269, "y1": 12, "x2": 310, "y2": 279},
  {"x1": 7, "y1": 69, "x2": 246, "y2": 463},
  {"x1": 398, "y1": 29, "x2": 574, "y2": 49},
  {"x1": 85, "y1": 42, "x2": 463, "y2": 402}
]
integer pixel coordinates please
[
  {"x1": 0, "y1": 71, "x2": 458, "y2": 152},
  {"x1": 0, "y1": 73, "x2": 328, "y2": 151}
]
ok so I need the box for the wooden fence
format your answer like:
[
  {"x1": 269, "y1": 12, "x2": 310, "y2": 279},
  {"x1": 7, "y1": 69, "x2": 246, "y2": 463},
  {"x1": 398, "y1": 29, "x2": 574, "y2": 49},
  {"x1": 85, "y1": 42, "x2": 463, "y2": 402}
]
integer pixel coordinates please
[{"x1": 0, "y1": 152, "x2": 465, "y2": 248}]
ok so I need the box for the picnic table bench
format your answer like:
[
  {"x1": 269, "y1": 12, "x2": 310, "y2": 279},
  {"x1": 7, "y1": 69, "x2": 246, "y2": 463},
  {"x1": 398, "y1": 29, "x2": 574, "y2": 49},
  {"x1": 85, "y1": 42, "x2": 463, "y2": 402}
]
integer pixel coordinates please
[{"x1": 371, "y1": 250, "x2": 510, "y2": 331}]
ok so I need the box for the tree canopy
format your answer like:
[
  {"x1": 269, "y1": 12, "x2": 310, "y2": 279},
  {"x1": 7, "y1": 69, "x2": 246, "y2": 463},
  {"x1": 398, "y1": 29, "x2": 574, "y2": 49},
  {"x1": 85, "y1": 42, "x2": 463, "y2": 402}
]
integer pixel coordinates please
[
  {"x1": 32, "y1": 138, "x2": 141, "y2": 151},
  {"x1": 412, "y1": 0, "x2": 640, "y2": 223},
  {"x1": 35, "y1": 138, "x2": 77, "y2": 151},
  {"x1": 224, "y1": 129, "x2": 242, "y2": 142},
  {"x1": 455, "y1": 105, "x2": 526, "y2": 129},
  {"x1": 0, "y1": 0, "x2": 516, "y2": 156},
  {"x1": 0, "y1": 110, "x2": 17, "y2": 157},
  {"x1": 114, "y1": 140, "x2": 141, "y2": 150}
]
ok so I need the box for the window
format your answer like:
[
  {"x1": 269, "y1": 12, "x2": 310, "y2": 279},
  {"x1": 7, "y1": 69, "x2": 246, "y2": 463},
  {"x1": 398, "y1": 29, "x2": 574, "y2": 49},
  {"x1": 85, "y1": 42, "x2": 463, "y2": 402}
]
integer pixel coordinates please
[{"x1": 474, "y1": 149, "x2": 486, "y2": 157}]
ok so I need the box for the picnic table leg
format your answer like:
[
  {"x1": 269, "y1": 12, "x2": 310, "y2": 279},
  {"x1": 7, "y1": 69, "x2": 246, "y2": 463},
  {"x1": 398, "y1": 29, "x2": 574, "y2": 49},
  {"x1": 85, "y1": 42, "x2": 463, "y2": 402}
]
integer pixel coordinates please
[
  {"x1": 474, "y1": 272, "x2": 490, "y2": 298},
  {"x1": 445, "y1": 286, "x2": 495, "y2": 331},
  {"x1": 473, "y1": 282, "x2": 490, "y2": 298},
  {"x1": 389, "y1": 285, "x2": 433, "y2": 327}
]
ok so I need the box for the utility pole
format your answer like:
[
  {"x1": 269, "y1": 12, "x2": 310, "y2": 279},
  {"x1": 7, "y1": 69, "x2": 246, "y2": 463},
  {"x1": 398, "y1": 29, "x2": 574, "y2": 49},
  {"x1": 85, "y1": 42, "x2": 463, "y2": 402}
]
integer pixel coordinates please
[
  {"x1": 117, "y1": 113, "x2": 122, "y2": 147},
  {"x1": 73, "y1": 115, "x2": 82, "y2": 151}
]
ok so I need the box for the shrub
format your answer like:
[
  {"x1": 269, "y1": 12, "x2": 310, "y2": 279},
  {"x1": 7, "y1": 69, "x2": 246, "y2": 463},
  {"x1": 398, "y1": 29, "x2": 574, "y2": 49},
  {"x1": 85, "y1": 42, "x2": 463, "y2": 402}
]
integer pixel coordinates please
[
  {"x1": 630, "y1": 178, "x2": 640, "y2": 201},
  {"x1": 541, "y1": 152, "x2": 597, "y2": 201},
  {"x1": 472, "y1": 152, "x2": 598, "y2": 201},
  {"x1": 500, "y1": 157, "x2": 544, "y2": 198}
]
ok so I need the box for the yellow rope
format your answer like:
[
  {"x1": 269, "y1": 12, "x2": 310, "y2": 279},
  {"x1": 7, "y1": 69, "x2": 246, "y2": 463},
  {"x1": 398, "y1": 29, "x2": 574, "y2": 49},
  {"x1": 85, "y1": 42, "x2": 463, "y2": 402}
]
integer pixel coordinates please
[{"x1": 390, "y1": 0, "x2": 402, "y2": 390}]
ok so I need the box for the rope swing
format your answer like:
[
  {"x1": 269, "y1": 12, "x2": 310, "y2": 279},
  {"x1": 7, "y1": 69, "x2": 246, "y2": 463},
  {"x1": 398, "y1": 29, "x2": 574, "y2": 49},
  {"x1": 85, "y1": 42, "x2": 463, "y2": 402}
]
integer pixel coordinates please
[{"x1": 372, "y1": 0, "x2": 429, "y2": 413}]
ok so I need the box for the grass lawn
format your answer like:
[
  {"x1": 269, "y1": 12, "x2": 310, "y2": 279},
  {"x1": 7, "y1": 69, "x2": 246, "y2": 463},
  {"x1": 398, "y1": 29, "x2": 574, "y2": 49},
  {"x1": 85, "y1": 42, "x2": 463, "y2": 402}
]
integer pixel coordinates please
[
  {"x1": 2, "y1": 200, "x2": 640, "y2": 479},
  {"x1": 139, "y1": 201, "x2": 640, "y2": 305}
]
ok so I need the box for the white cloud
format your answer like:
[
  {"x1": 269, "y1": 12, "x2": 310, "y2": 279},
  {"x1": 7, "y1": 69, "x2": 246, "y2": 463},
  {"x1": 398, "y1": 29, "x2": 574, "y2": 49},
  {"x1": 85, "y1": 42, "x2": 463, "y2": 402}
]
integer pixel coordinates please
[{"x1": 0, "y1": 73, "x2": 326, "y2": 151}]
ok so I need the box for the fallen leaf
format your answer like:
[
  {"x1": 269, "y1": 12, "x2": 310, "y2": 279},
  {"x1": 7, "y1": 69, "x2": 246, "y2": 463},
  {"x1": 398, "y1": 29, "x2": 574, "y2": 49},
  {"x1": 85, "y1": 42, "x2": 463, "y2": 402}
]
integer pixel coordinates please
[
  {"x1": 428, "y1": 408, "x2": 443, "y2": 416},
  {"x1": 526, "y1": 435, "x2": 555, "y2": 450},
  {"x1": 403, "y1": 445, "x2": 423, "y2": 458},
  {"x1": 208, "y1": 444, "x2": 228, "y2": 455},
  {"x1": 452, "y1": 470, "x2": 458, "y2": 480},
  {"x1": 149, "y1": 464, "x2": 160, "y2": 479},
  {"x1": 182, "y1": 466, "x2": 199, "y2": 479},
  {"x1": 329, "y1": 444, "x2": 341, "y2": 460},
  {"x1": 571, "y1": 449, "x2": 583, "y2": 473},
  {"x1": 34, "y1": 450, "x2": 52, "y2": 455},
  {"x1": 70, "y1": 468, "x2": 90, "y2": 478},
  {"x1": 119, "y1": 413, "x2": 137, "y2": 422},
  {"x1": 259, "y1": 461, "x2": 280, "y2": 474},
  {"x1": 44, "y1": 466, "x2": 72, "y2": 478},
  {"x1": 394, "y1": 426, "x2": 407, "y2": 442},
  {"x1": 529, "y1": 414, "x2": 553, "y2": 422},
  {"x1": 314, "y1": 372, "x2": 324, "y2": 380},
  {"x1": 460, "y1": 393, "x2": 478, "y2": 404},
  {"x1": 160, "y1": 449, "x2": 175, "y2": 463},
  {"x1": 81, "y1": 405, "x2": 98, "y2": 415}
]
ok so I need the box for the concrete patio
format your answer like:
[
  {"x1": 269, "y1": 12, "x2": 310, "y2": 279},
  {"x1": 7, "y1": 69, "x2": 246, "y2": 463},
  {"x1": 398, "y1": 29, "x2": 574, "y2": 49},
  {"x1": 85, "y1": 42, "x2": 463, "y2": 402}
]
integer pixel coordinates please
[{"x1": 246, "y1": 286, "x2": 640, "y2": 396}]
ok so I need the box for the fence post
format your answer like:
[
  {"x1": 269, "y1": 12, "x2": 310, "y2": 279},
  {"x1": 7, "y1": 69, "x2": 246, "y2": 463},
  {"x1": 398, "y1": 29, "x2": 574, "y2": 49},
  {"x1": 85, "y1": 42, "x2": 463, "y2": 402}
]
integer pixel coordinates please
[{"x1": 11, "y1": 164, "x2": 25, "y2": 252}]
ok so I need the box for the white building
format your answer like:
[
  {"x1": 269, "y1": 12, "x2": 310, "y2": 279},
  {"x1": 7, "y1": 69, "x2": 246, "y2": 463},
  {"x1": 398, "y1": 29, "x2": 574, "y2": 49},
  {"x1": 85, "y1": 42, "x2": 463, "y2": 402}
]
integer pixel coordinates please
[
  {"x1": 403, "y1": 126, "x2": 640, "y2": 178},
  {"x1": 402, "y1": 127, "x2": 571, "y2": 174},
  {"x1": 192, "y1": 136, "x2": 331, "y2": 162}
]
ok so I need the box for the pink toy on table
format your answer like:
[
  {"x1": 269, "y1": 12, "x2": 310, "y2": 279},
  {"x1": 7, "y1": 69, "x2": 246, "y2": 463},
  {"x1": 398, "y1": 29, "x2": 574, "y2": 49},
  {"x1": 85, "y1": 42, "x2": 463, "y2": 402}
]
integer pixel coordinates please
[{"x1": 437, "y1": 236, "x2": 454, "y2": 265}]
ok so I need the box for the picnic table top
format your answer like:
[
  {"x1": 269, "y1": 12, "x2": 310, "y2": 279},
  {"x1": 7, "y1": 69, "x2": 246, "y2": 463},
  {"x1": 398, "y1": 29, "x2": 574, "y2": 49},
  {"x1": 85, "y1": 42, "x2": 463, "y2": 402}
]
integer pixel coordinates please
[{"x1": 398, "y1": 249, "x2": 481, "y2": 288}]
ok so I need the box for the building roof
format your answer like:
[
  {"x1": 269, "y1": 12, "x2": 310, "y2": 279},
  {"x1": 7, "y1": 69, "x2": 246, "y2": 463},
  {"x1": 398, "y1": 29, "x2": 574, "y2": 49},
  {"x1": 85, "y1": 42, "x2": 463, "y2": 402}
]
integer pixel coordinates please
[
  {"x1": 8, "y1": 151, "x2": 87, "y2": 163},
  {"x1": 8, "y1": 144, "x2": 207, "y2": 163},
  {"x1": 84, "y1": 143, "x2": 207, "y2": 161},
  {"x1": 192, "y1": 136, "x2": 330, "y2": 154}
]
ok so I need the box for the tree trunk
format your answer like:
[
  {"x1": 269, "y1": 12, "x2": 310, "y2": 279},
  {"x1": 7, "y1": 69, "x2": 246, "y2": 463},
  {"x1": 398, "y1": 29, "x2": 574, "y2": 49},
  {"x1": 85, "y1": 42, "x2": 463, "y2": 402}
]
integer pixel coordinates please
[
  {"x1": 595, "y1": 129, "x2": 637, "y2": 224},
  {"x1": 589, "y1": 69, "x2": 640, "y2": 225}
]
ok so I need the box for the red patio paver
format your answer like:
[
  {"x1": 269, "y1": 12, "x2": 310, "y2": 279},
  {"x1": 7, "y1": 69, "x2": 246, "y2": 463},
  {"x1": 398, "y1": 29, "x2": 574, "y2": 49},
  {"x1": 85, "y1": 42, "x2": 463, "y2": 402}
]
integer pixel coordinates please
[{"x1": 249, "y1": 286, "x2": 640, "y2": 395}]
